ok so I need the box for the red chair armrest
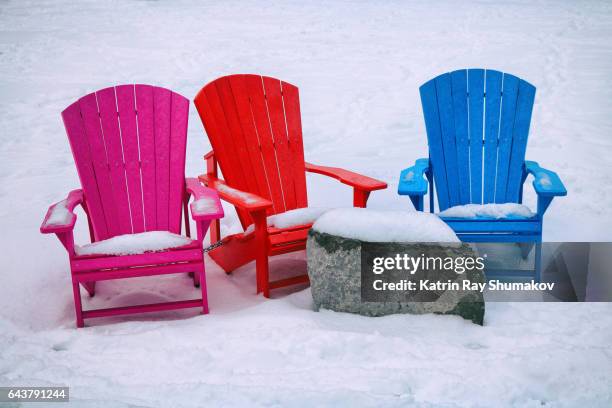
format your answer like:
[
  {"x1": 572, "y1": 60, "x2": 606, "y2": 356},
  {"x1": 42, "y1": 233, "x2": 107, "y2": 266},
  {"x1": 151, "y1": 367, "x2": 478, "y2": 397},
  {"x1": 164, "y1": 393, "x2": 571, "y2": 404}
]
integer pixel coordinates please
[{"x1": 305, "y1": 162, "x2": 387, "y2": 191}]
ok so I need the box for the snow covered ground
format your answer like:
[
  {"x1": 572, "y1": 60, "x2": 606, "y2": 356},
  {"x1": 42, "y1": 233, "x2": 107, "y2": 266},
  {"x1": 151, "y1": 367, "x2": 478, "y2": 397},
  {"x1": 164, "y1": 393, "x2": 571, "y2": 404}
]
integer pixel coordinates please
[{"x1": 1, "y1": 0, "x2": 612, "y2": 406}]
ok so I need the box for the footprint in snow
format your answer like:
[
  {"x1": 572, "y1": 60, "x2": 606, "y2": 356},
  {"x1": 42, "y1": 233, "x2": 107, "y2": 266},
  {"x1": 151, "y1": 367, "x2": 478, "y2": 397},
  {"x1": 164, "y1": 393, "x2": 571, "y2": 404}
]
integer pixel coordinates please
[{"x1": 464, "y1": 342, "x2": 487, "y2": 350}]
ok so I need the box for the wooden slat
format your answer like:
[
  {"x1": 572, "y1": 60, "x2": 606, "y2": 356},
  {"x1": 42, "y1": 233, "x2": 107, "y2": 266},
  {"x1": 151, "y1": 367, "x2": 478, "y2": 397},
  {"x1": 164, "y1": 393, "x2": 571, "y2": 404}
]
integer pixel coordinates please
[
  {"x1": 468, "y1": 69, "x2": 484, "y2": 204},
  {"x1": 420, "y1": 78, "x2": 449, "y2": 210},
  {"x1": 263, "y1": 76, "x2": 297, "y2": 210},
  {"x1": 483, "y1": 70, "x2": 503, "y2": 203},
  {"x1": 168, "y1": 92, "x2": 189, "y2": 234},
  {"x1": 245, "y1": 75, "x2": 286, "y2": 213},
  {"x1": 82, "y1": 299, "x2": 203, "y2": 319},
  {"x1": 506, "y1": 80, "x2": 536, "y2": 201},
  {"x1": 269, "y1": 274, "x2": 309, "y2": 290},
  {"x1": 227, "y1": 75, "x2": 274, "y2": 202},
  {"x1": 200, "y1": 80, "x2": 255, "y2": 226},
  {"x1": 196, "y1": 85, "x2": 250, "y2": 229},
  {"x1": 153, "y1": 87, "x2": 172, "y2": 231},
  {"x1": 78, "y1": 93, "x2": 121, "y2": 237},
  {"x1": 135, "y1": 85, "x2": 157, "y2": 231},
  {"x1": 495, "y1": 74, "x2": 519, "y2": 203},
  {"x1": 71, "y1": 245, "x2": 202, "y2": 272},
  {"x1": 214, "y1": 77, "x2": 262, "y2": 196},
  {"x1": 116, "y1": 85, "x2": 145, "y2": 233},
  {"x1": 280, "y1": 81, "x2": 308, "y2": 208},
  {"x1": 96, "y1": 87, "x2": 132, "y2": 234},
  {"x1": 75, "y1": 262, "x2": 200, "y2": 282},
  {"x1": 62, "y1": 102, "x2": 109, "y2": 240},
  {"x1": 435, "y1": 73, "x2": 460, "y2": 206},
  {"x1": 268, "y1": 227, "x2": 309, "y2": 246},
  {"x1": 450, "y1": 70, "x2": 470, "y2": 204}
]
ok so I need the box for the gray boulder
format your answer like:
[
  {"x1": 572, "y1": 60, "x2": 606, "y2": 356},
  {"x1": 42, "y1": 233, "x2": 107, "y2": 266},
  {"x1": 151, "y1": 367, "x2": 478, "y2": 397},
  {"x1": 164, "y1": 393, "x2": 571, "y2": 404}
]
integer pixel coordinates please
[{"x1": 307, "y1": 230, "x2": 485, "y2": 325}]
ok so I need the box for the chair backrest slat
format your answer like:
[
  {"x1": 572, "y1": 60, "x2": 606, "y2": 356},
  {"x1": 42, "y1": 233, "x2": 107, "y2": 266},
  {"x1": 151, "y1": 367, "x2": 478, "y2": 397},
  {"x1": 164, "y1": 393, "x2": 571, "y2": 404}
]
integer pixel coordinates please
[
  {"x1": 195, "y1": 75, "x2": 308, "y2": 229},
  {"x1": 483, "y1": 70, "x2": 503, "y2": 204},
  {"x1": 420, "y1": 80, "x2": 450, "y2": 210},
  {"x1": 506, "y1": 80, "x2": 536, "y2": 202},
  {"x1": 63, "y1": 102, "x2": 110, "y2": 239},
  {"x1": 78, "y1": 93, "x2": 121, "y2": 237},
  {"x1": 467, "y1": 69, "x2": 485, "y2": 204},
  {"x1": 135, "y1": 85, "x2": 157, "y2": 231},
  {"x1": 97, "y1": 87, "x2": 133, "y2": 234},
  {"x1": 451, "y1": 70, "x2": 470, "y2": 205},
  {"x1": 245, "y1": 75, "x2": 288, "y2": 214},
  {"x1": 420, "y1": 69, "x2": 536, "y2": 210},
  {"x1": 168, "y1": 92, "x2": 189, "y2": 233},
  {"x1": 153, "y1": 88, "x2": 171, "y2": 231},
  {"x1": 436, "y1": 74, "x2": 461, "y2": 206},
  {"x1": 61, "y1": 85, "x2": 189, "y2": 241},
  {"x1": 495, "y1": 74, "x2": 519, "y2": 203},
  {"x1": 116, "y1": 85, "x2": 145, "y2": 233},
  {"x1": 282, "y1": 82, "x2": 308, "y2": 207}
]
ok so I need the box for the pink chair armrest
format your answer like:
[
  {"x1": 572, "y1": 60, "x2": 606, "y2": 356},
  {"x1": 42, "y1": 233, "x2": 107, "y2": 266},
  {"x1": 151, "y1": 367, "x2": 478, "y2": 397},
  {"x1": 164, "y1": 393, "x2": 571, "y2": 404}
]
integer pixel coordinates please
[
  {"x1": 185, "y1": 178, "x2": 224, "y2": 221},
  {"x1": 40, "y1": 189, "x2": 84, "y2": 234},
  {"x1": 198, "y1": 174, "x2": 273, "y2": 212}
]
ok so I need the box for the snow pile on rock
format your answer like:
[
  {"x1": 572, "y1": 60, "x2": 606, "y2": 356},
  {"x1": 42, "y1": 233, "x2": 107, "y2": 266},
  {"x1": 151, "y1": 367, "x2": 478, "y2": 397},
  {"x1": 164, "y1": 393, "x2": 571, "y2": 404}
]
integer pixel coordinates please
[
  {"x1": 75, "y1": 231, "x2": 193, "y2": 256},
  {"x1": 439, "y1": 203, "x2": 535, "y2": 219},
  {"x1": 313, "y1": 208, "x2": 459, "y2": 243}
]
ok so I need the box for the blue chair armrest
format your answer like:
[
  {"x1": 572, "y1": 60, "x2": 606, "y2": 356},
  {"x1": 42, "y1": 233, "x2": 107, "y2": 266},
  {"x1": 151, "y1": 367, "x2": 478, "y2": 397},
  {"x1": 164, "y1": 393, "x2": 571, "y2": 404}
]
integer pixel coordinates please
[
  {"x1": 524, "y1": 161, "x2": 567, "y2": 197},
  {"x1": 398, "y1": 158, "x2": 429, "y2": 196}
]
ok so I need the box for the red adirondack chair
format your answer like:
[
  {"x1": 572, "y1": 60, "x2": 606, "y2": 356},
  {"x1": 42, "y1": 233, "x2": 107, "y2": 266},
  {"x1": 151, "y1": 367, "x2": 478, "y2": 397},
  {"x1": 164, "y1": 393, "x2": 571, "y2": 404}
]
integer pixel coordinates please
[
  {"x1": 40, "y1": 85, "x2": 223, "y2": 328},
  {"x1": 194, "y1": 74, "x2": 387, "y2": 297}
]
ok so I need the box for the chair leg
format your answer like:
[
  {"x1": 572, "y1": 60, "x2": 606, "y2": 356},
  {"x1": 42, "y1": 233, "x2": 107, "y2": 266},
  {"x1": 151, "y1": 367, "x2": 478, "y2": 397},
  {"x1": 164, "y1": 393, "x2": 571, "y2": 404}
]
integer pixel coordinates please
[
  {"x1": 199, "y1": 263, "x2": 209, "y2": 314},
  {"x1": 252, "y1": 210, "x2": 270, "y2": 297},
  {"x1": 82, "y1": 281, "x2": 96, "y2": 297},
  {"x1": 535, "y1": 242, "x2": 542, "y2": 283},
  {"x1": 71, "y1": 278, "x2": 84, "y2": 328},
  {"x1": 256, "y1": 252, "x2": 270, "y2": 298},
  {"x1": 518, "y1": 242, "x2": 535, "y2": 260},
  {"x1": 193, "y1": 269, "x2": 201, "y2": 287}
]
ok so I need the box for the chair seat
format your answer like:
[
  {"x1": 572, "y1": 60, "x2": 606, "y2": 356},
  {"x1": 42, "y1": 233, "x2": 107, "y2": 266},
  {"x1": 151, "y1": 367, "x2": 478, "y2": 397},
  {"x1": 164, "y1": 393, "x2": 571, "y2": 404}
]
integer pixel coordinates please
[
  {"x1": 438, "y1": 203, "x2": 535, "y2": 220},
  {"x1": 443, "y1": 218, "x2": 542, "y2": 240},
  {"x1": 235, "y1": 224, "x2": 312, "y2": 248},
  {"x1": 75, "y1": 230, "x2": 196, "y2": 257}
]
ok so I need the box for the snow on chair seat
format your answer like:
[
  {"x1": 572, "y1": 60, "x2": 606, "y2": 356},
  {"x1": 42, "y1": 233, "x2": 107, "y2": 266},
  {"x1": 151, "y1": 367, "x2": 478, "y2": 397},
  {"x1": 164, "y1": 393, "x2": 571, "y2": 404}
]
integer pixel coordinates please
[
  {"x1": 438, "y1": 203, "x2": 535, "y2": 220},
  {"x1": 75, "y1": 231, "x2": 195, "y2": 256}
]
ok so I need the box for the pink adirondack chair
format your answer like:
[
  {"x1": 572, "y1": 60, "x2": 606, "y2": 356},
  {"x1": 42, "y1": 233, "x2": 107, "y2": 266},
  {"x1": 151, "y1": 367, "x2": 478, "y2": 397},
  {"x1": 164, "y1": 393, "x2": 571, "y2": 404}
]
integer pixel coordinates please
[{"x1": 40, "y1": 84, "x2": 223, "y2": 328}]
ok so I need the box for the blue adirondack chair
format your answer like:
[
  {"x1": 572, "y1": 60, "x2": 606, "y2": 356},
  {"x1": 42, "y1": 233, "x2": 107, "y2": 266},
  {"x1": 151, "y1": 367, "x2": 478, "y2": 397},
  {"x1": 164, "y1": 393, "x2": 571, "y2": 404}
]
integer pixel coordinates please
[{"x1": 398, "y1": 69, "x2": 567, "y2": 281}]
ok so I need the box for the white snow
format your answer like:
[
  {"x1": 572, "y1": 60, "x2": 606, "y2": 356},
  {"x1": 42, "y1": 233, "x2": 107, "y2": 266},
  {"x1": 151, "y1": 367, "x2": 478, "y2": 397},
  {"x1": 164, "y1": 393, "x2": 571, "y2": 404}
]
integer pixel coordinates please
[
  {"x1": 403, "y1": 170, "x2": 415, "y2": 182},
  {"x1": 244, "y1": 207, "x2": 331, "y2": 234},
  {"x1": 313, "y1": 208, "x2": 460, "y2": 243},
  {"x1": 191, "y1": 197, "x2": 220, "y2": 215},
  {"x1": 75, "y1": 231, "x2": 193, "y2": 256},
  {"x1": 43, "y1": 199, "x2": 72, "y2": 227},
  {"x1": 1, "y1": 1, "x2": 612, "y2": 406},
  {"x1": 439, "y1": 203, "x2": 536, "y2": 219},
  {"x1": 216, "y1": 183, "x2": 258, "y2": 204},
  {"x1": 537, "y1": 173, "x2": 553, "y2": 188}
]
